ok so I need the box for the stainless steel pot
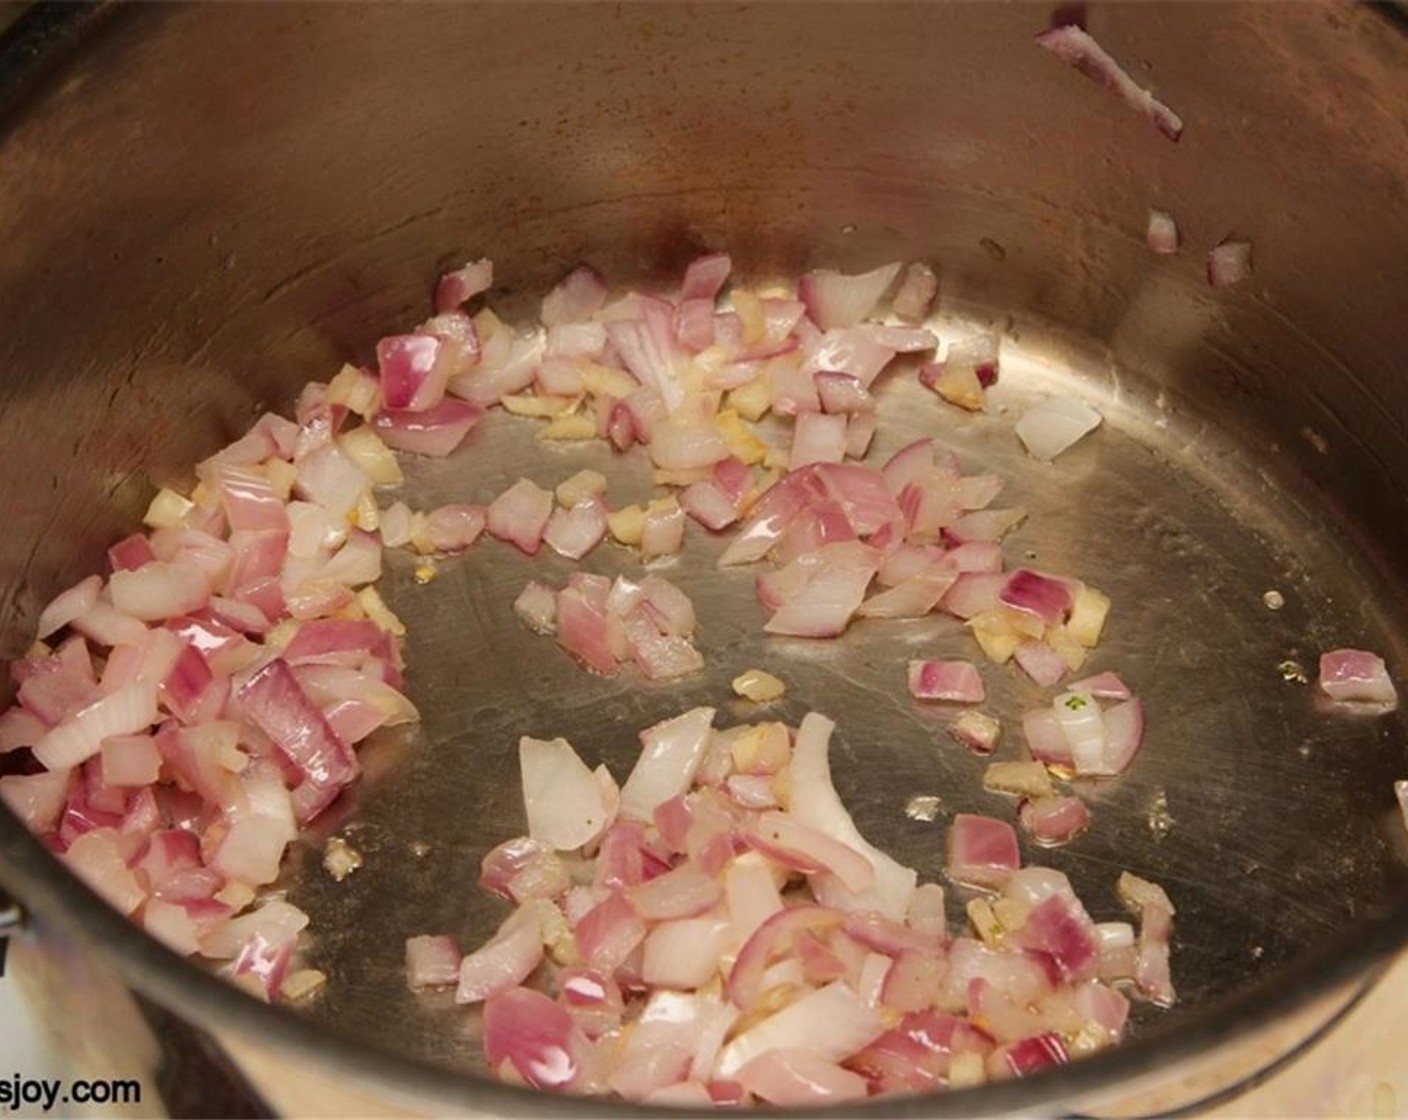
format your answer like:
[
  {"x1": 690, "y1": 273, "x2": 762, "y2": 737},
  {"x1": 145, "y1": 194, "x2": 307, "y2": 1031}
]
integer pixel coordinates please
[{"x1": 2, "y1": 3, "x2": 1408, "y2": 1115}]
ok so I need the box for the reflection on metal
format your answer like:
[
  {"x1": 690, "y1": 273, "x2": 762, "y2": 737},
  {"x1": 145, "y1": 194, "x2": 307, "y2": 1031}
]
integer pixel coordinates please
[{"x1": 0, "y1": 2, "x2": 1407, "y2": 1116}]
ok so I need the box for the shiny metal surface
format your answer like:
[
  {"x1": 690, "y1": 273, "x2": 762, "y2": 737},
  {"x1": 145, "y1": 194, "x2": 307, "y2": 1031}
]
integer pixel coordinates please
[{"x1": 2, "y1": 2, "x2": 1408, "y2": 1115}]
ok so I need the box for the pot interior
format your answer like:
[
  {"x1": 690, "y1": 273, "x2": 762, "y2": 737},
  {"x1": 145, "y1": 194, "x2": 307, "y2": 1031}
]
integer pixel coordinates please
[{"x1": 2, "y1": 2, "x2": 1408, "y2": 1112}]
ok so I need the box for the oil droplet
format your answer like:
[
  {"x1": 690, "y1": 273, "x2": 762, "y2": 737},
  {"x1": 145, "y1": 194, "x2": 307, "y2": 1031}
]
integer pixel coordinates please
[
  {"x1": 410, "y1": 840, "x2": 432, "y2": 859},
  {"x1": 1262, "y1": 589, "x2": 1285, "y2": 610},
  {"x1": 413, "y1": 563, "x2": 438, "y2": 585},
  {"x1": 1147, "y1": 789, "x2": 1174, "y2": 838},
  {"x1": 1278, "y1": 659, "x2": 1308, "y2": 684},
  {"x1": 905, "y1": 795, "x2": 941, "y2": 822},
  {"x1": 1251, "y1": 945, "x2": 1264, "y2": 960},
  {"x1": 840, "y1": 223, "x2": 857, "y2": 235}
]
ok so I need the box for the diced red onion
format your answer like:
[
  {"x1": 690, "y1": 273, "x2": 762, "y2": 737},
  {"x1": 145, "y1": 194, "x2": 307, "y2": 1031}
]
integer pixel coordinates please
[
  {"x1": 37, "y1": 575, "x2": 103, "y2": 640},
  {"x1": 891, "y1": 262, "x2": 939, "y2": 324},
  {"x1": 457, "y1": 906, "x2": 545, "y2": 1004},
  {"x1": 1069, "y1": 670, "x2": 1131, "y2": 700},
  {"x1": 716, "y1": 980, "x2": 884, "y2": 1077},
  {"x1": 435, "y1": 258, "x2": 493, "y2": 313},
  {"x1": 483, "y1": 987, "x2": 593, "y2": 1091},
  {"x1": 764, "y1": 542, "x2": 879, "y2": 638},
  {"x1": 1020, "y1": 796, "x2": 1091, "y2": 847},
  {"x1": 908, "y1": 660, "x2": 985, "y2": 703},
  {"x1": 946, "y1": 813, "x2": 1020, "y2": 890},
  {"x1": 815, "y1": 372, "x2": 875, "y2": 415},
  {"x1": 679, "y1": 480, "x2": 738, "y2": 531},
  {"x1": 372, "y1": 398, "x2": 484, "y2": 457},
  {"x1": 1035, "y1": 25, "x2": 1183, "y2": 141},
  {"x1": 743, "y1": 812, "x2": 875, "y2": 892},
  {"x1": 798, "y1": 263, "x2": 901, "y2": 331},
  {"x1": 487, "y1": 478, "x2": 553, "y2": 556},
  {"x1": 788, "y1": 713, "x2": 917, "y2": 920},
  {"x1": 1147, "y1": 209, "x2": 1179, "y2": 255},
  {"x1": 541, "y1": 264, "x2": 609, "y2": 328},
  {"x1": 33, "y1": 683, "x2": 160, "y2": 771},
  {"x1": 1014, "y1": 641, "x2": 1068, "y2": 687},
  {"x1": 543, "y1": 500, "x2": 607, "y2": 561},
  {"x1": 738, "y1": 1049, "x2": 868, "y2": 1106},
  {"x1": 680, "y1": 253, "x2": 732, "y2": 302},
  {"x1": 1207, "y1": 240, "x2": 1253, "y2": 289},
  {"x1": 406, "y1": 934, "x2": 462, "y2": 989},
  {"x1": 619, "y1": 707, "x2": 715, "y2": 821},
  {"x1": 789, "y1": 412, "x2": 847, "y2": 470},
  {"x1": 641, "y1": 916, "x2": 732, "y2": 989},
  {"x1": 1318, "y1": 648, "x2": 1397, "y2": 705}
]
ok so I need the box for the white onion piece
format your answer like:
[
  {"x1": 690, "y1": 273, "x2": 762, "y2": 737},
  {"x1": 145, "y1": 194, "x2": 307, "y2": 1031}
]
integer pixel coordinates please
[
  {"x1": 1147, "y1": 209, "x2": 1179, "y2": 254},
  {"x1": 628, "y1": 865, "x2": 723, "y2": 921},
  {"x1": 457, "y1": 906, "x2": 545, "y2": 1004},
  {"x1": 63, "y1": 829, "x2": 147, "y2": 915},
  {"x1": 33, "y1": 683, "x2": 159, "y2": 770},
  {"x1": 815, "y1": 372, "x2": 875, "y2": 415},
  {"x1": 789, "y1": 713, "x2": 917, "y2": 920},
  {"x1": 764, "y1": 542, "x2": 879, "y2": 638},
  {"x1": 743, "y1": 811, "x2": 875, "y2": 892},
  {"x1": 37, "y1": 575, "x2": 103, "y2": 640},
  {"x1": 1207, "y1": 240, "x2": 1253, "y2": 289},
  {"x1": 513, "y1": 581, "x2": 557, "y2": 635},
  {"x1": 797, "y1": 262, "x2": 901, "y2": 331},
  {"x1": 108, "y1": 563, "x2": 210, "y2": 622},
  {"x1": 641, "y1": 916, "x2": 731, "y2": 989},
  {"x1": 619, "y1": 707, "x2": 715, "y2": 821},
  {"x1": 856, "y1": 561, "x2": 957, "y2": 619},
  {"x1": 1015, "y1": 641, "x2": 1069, "y2": 687},
  {"x1": 541, "y1": 264, "x2": 608, "y2": 327},
  {"x1": 723, "y1": 854, "x2": 784, "y2": 947},
  {"x1": 406, "y1": 934, "x2": 462, "y2": 989},
  {"x1": 1396, "y1": 780, "x2": 1408, "y2": 836},
  {"x1": 715, "y1": 980, "x2": 884, "y2": 1077},
  {"x1": 679, "y1": 480, "x2": 738, "y2": 531},
  {"x1": 1015, "y1": 396, "x2": 1103, "y2": 462},
  {"x1": 1035, "y1": 25, "x2": 1184, "y2": 141},
  {"x1": 543, "y1": 499, "x2": 607, "y2": 561},
  {"x1": 520, "y1": 736, "x2": 615, "y2": 850},
  {"x1": 649, "y1": 419, "x2": 729, "y2": 471},
  {"x1": 789, "y1": 411, "x2": 847, "y2": 469},
  {"x1": 0, "y1": 770, "x2": 71, "y2": 834},
  {"x1": 738, "y1": 1049, "x2": 868, "y2": 1106}
]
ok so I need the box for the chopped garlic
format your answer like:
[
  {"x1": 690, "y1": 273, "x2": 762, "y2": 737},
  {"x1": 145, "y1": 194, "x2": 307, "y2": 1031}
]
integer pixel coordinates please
[
  {"x1": 539, "y1": 413, "x2": 596, "y2": 441},
  {"x1": 732, "y1": 669, "x2": 786, "y2": 702},
  {"x1": 323, "y1": 837, "x2": 364, "y2": 882},
  {"x1": 983, "y1": 760, "x2": 1055, "y2": 799},
  {"x1": 143, "y1": 487, "x2": 194, "y2": 530},
  {"x1": 280, "y1": 969, "x2": 328, "y2": 1002},
  {"x1": 555, "y1": 469, "x2": 607, "y2": 508}
]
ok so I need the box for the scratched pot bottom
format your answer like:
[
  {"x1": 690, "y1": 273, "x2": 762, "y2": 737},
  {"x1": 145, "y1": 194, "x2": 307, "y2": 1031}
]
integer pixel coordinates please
[{"x1": 270, "y1": 324, "x2": 1408, "y2": 1078}]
